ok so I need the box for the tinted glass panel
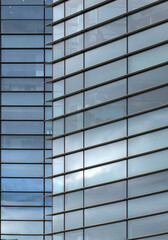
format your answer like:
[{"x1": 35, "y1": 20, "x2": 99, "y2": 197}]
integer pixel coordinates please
[
  {"x1": 2, "y1": 64, "x2": 44, "y2": 76},
  {"x1": 1, "y1": 20, "x2": 44, "y2": 33},
  {"x1": 2, "y1": 0, "x2": 43, "y2": 4},
  {"x1": 2, "y1": 93, "x2": 43, "y2": 105},
  {"x1": 2, "y1": 35, "x2": 44, "y2": 48},
  {"x1": 2, "y1": 6, "x2": 44, "y2": 19},
  {"x1": 2, "y1": 50, "x2": 44, "y2": 62}
]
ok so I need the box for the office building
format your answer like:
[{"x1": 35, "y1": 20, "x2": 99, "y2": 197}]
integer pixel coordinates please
[
  {"x1": 0, "y1": 0, "x2": 52, "y2": 239},
  {"x1": 47, "y1": 0, "x2": 168, "y2": 240}
]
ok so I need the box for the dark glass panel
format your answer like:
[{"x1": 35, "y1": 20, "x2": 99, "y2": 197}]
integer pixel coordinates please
[
  {"x1": 1, "y1": 78, "x2": 44, "y2": 91},
  {"x1": 1, "y1": 207, "x2": 43, "y2": 220},
  {"x1": 1, "y1": 221, "x2": 43, "y2": 234},
  {"x1": 128, "y1": 86, "x2": 168, "y2": 114},
  {"x1": 85, "y1": 100, "x2": 126, "y2": 127},
  {"x1": 2, "y1": 121, "x2": 43, "y2": 134},
  {"x1": 1, "y1": 164, "x2": 43, "y2": 177},
  {"x1": 1, "y1": 178, "x2": 43, "y2": 191},
  {"x1": 1, "y1": 192, "x2": 44, "y2": 206},
  {"x1": 85, "y1": 181, "x2": 126, "y2": 206},
  {"x1": 2, "y1": 50, "x2": 44, "y2": 62},
  {"x1": 1, "y1": 150, "x2": 43, "y2": 163},
  {"x1": 2, "y1": 93, "x2": 43, "y2": 105},
  {"x1": 85, "y1": 222, "x2": 126, "y2": 240},
  {"x1": 128, "y1": 65, "x2": 168, "y2": 93},
  {"x1": 1, "y1": 20, "x2": 44, "y2": 33},
  {"x1": 1, "y1": 107, "x2": 44, "y2": 120},
  {"x1": 1, "y1": 136, "x2": 44, "y2": 149},
  {"x1": 2, "y1": 64, "x2": 44, "y2": 77},
  {"x1": 2, "y1": 35, "x2": 44, "y2": 48},
  {"x1": 1, "y1": 0, "x2": 43, "y2": 4},
  {"x1": 128, "y1": 171, "x2": 168, "y2": 197},
  {"x1": 2, "y1": 6, "x2": 44, "y2": 19}
]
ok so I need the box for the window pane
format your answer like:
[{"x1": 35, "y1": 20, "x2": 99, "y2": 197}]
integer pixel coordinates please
[
  {"x1": 128, "y1": 150, "x2": 168, "y2": 176},
  {"x1": 85, "y1": 120, "x2": 126, "y2": 147},
  {"x1": 65, "y1": 230, "x2": 83, "y2": 240},
  {"x1": 85, "y1": 59, "x2": 126, "y2": 87},
  {"x1": 65, "y1": 73, "x2": 83, "y2": 94},
  {"x1": 128, "y1": 65, "x2": 168, "y2": 93},
  {"x1": 2, "y1": 136, "x2": 44, "y2": 149},
  {"x1": 128, "y1": 171, "x2": 168, "y2": 197},
  {"x1": 128, "y1": 129, "x2": 168, "y2": 156},
  {"x1": 1, "y1": 221, "x2": 43, "y2": 234},
  {"x1": 85, "y1": 222, "x2": 126, "y2": 240},
  {"x1": 2, "y1": 0, "x2": 43, "y2": 4},
  {"x1": 128, "y1": 192, "x2": 168, "y2": 218},
  {"x1": 1, "y1": 150, "x2": 43, "y2": 163},
  {"x1": 66, "y1": 54, "x2": 83, "y2": 74},
  {"x1": 85, "y1": 0, "x2": 126, "y2": 28},
  {"x1": 1, "y1": 20, "x2": 44, "y2": 33},
  {"x1": 1, "y1": 178, "x2": 43, "y2": 191},
  {"x1": 128, "y1": 2, "x2": 168, "y2": 31},
  {"x1": 1, "y1": 107, "x2": 44, "y2": 120},
  {"x1": 65, "y1": 191, "x2": 83, "y2": 211},
  {"x1": 128, "y1": 213, "x2": 168, "y2": 239},
  {"x1": 65, "y1": 113, "x2": 83, "y2": 132},
  {"x1": 85, "y1": 161, "x2": 126, "y2": 187},
  {"x1": 2, "y1": 35, "x2": 44, "y2": 48},
  {"x1": 65, "y1": 171, "x2": 83, "y2": 191},
  {"x1": 1, "y1": 192, "x2": 43, "y2": 206},
  {"x1": 53, "y1": 80, "x2": 64, "y2": 98},
  {"x1": 2, "y1": 93, "x2": 43, "y2": 105},
  {"x1": 65, "y1": 152, "x2": 83, "y2": 172},
  {"x1": 85, "y1": 39, "x2": 126, "y2": 68},
  {"x1": 66, "y1": 34, "x2": 83, "y2": 55},
  {"x1": 65, "y1": 210, "x2": 83, "y2": 230},
  {"x1": 85, "y1": 181, "x2": 126, "y2": 206},
  {"x1": 53, "y1": 4, "x2": 64, "y2": 21},
  {"x1": 1, "y1": 164, "x2": 43, "y2": 177},
  {"x1": 128, "y1": 0, "x2": 158, "y2": 10},
  {"x1": 85, "y1": 100, "x2": 126, "y2": 127},
  {"x1": 66, "y1": 15, "x2": 83, "y2": 36},
  {"x1": 2, "y1": 6, "x2": 44, "y2": 19},
  {"x1": 85, "y1": 79, "x2": 126, "y2": 107},
  {"x1": 1, "y1": 207, "x2": 43, "y2": 220},
  {"x1": 65, "y1": 132, "x2": 83, "y2": 152},
  {"x1": 128, "y1": 87, "x2": 168, "y2": 114},
  {"x1": 85, "y1": 202, "x2": 126, "y2": 226},
  {"x1": 85, "y1": 140, "x2": 126, "y2": 166},
  {"x1": 2, "y1": 64, "x2": 44, "y2": 76},
  {"x1": 65, "y1": 0, "x2": 83, "y2": 16},
  {"x1": 66, "y1": 93, "x2": 83, "y2": 114},
  {"x1": 128, "y1": 44, "x2": 168, "y2": 73},
  {"x1": 85, "y1": 18, "x2": 126, "y2": 48}
]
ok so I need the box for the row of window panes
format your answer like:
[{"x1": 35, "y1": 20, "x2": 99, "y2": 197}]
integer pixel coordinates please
[
  {"x1": 53, "y1": 43, "x2": 167, "y2": 79},
  {"x1": 53, "y1": 22, "x2": 168, "y2": 60},
  {"x1": 53, "y1": 192, "x2": 168, "y2": 232},
  {"x1": 53, "y1": 170, "x2": 168, "y2": 213},
  {"x1": 1, "y1": 20, "x2": 52, "y2": 33},
  {"x1": 53, "y1": 2, "x2": 168, "y2": 41},
  {"x1": 53, "y1": 213, "x2": 168, "y2": 239},
  {"x1": 53, "y1": 85, "x2": 168, "y2": 121},
  {"x1": 53, "y1": 127, "x2": 168, "y2": 161}
]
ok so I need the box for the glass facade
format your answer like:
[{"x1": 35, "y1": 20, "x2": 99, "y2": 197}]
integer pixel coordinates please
[
  {"x1": 49, "y1": 0, "x2": 168, "y2": 240},
  {"x1": 0, "y1": 0, "x2": 52, "y2": 239}
]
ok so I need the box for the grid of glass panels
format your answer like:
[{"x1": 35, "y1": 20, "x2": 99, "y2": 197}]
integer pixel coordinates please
[
  {"x1": 0, "y1": 0, "x2": 53, "y2": 239},
  {"x1": 49, "y1": 0, "x2": 168, "y2": 239}
]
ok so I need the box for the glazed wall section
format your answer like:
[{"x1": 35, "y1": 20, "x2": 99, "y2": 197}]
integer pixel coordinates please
[
  {"x1": 49, "y1": 0, "x2": 168, "y2": 240},
  {"x1": 0, "y1": 0, "x2": 53, "y2": 239}
]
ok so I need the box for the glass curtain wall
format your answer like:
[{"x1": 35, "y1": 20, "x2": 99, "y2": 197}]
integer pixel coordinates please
[
  {"x1": 48, "y1": 0, "x2": 168, "y2": 240},
  {"x1": 0, "y1": 0, "x2": 53, "y2": 239}
]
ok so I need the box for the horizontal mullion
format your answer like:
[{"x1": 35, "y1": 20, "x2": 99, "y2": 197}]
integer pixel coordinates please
[
  {"x1": 0, "y1": 219, "x2": 51, "y2": 222},
  {"x1": 0, "y1": 91, "x2": 52, "y2": 93},
  {"x1": 1, "y1": 148, "x2": 52, "y2": 150},
  {"x1": 1, "y1": 205, "x2": 52, "y2": 207},
  {"x1": 47, "y1": 18, "x2": 168, "y2": 64},
  {"x1": 47, "y1": 82, "x2": 168, "y2": 122},
  {"x1": 0, "y1": 62, "x2": 47, "y2": 64},
  {"x1": 46, "y1": 146, "x2": 168, "y2": 179},
  {"x1": 48, "y1": 189, "x2": 168, "y2": 216},
  {"x1": 0, "y1": 105, "x2": 52, "y2": 107},
  {"x1": 46, "y1": 211, "x2": 168, "y2": 235},
  {"x1": 0, "y1": 33, "x2": 52, "y2": 35},
  {"x1": 1, "y1": 134, "x2": 51, "y2": 136},
  {"x1": 1, "y1": 191, "x2": 51, "y2": 193},
  {"x1": 46, "y1": 168, "x2": 168, "y2": 198},
  {"x1": 0, "y1": 162, "x2": 52, "y2": 165},
  {"x1": 48, "y1": 40, "x2": 168, "y2": 83}
]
